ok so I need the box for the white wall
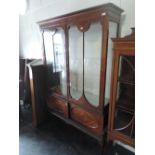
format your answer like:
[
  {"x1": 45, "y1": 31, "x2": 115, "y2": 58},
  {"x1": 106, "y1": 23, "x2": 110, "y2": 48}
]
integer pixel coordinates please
[{"x1": 19, "y1": 0, "x2": 135, "y2": 58}]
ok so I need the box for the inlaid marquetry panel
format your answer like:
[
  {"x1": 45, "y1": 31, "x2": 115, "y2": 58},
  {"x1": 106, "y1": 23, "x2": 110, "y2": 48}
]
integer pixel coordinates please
[
  {"x1": 70, "y1": 106, "x2": 102, "y2": 135},
  {"x1": 48, "y1": 96, "x2": 68, "y2": 117}
]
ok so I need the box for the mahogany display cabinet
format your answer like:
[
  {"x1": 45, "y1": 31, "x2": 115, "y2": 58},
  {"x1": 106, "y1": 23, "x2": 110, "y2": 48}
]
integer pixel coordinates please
[
  {"x1": 29, "y1": 3, "x2": 124, "y2": 151},
  {"x1": 107, "y1": 28, "x2": 135, "y2": 147}
]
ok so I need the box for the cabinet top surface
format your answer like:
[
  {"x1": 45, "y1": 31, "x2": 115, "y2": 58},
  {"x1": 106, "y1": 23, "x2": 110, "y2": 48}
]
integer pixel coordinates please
[
  {"x1": 38, "y1": 3, "x2": 123, "y2": 27},
  {"x1": 112, "y1": 28, "x2": 135, "y2": 43}
]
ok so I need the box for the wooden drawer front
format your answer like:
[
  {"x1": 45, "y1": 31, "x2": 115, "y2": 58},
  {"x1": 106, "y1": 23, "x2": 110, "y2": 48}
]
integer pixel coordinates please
[
  {"x1": 48, "y1": 97, "x2": 68, "y2": 117},
  {"x1": 70, "y1": 106, "x2": 102, "y2": 135}
]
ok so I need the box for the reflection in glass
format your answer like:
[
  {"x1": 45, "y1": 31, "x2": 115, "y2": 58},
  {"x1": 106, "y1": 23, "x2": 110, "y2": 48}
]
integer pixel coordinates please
[
  {"x1": 43, "y1": 30, "x2": 54, "y2": 65},
  {"x1": 69, "y1": 26, "x2": 83, "y2": 99},
  {"x1": 114, "y1": 56, "x2": 135, "y2": 137},
  {"x1": 84, "y1": 23, "x2": 102, "y2": 106},
  {"x1": 43, "y1": 28, "x2": 67, "y2": 95}
]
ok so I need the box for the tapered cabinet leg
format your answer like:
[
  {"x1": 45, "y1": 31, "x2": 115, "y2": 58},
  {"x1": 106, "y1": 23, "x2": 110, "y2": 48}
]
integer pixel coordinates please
[
  {"x1": 100, "y1": 136, "x2": 114, "y2": 155},
  {"x1": 99, "y1": 135, "x2": 106, "y2": 155},
  {"x1": 99, "y1": 141, "x2": 104, "y2": 155}
]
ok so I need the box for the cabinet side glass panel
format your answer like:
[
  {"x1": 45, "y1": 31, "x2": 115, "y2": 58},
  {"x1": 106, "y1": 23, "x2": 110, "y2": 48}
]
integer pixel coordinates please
[
  {"x1": 105, "y1": 22, "x2": 118, "y2": 105},
  {"x1": 43, "y1": 28, "x2": 67, "y2": 96},
  {"x1": 69, "y1": 26, "x2": 83, "y2": 99},
  {"x1": 84, "y1": 22, "x2": 102, "y2": 106}
]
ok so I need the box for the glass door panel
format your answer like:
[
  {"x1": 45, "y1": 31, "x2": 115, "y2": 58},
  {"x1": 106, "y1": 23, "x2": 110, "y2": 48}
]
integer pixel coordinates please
[
  {"x1": 43, "y1": 30, "x2": 54, "y2": 64},
  {"x1": 69, "y1": 26, "x2": 83, "y2": 99},
  {"x1": 43, "y1": 28, "x2": 67, "y2": 96},
  {"x1": 113, "y1": 55, "x2": 135, "y2": 137},
  {"x1": 84, "y1": 22, "x2": 102, "y2": 106}
]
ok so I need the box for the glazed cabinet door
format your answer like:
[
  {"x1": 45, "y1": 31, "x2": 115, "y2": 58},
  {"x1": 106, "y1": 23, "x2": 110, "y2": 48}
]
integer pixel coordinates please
[
  {"x1": 68, "y1": 18, "x2": 118, "y2": 109},
  {"x1": 69, "y1": 21, "x2": 103, "y2": 107},
  {"x1": 43, "y1": 28, "x2": 67, "y2": 96}
]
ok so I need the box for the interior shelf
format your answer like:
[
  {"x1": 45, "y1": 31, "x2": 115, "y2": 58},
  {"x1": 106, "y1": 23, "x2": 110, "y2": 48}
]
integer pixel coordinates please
[
  {"x1": 118, "y1": 77, "x2": 135, "y2": 86},
  {"x1": 116, "y1": 97, "x2": 134, "y2": 115}
]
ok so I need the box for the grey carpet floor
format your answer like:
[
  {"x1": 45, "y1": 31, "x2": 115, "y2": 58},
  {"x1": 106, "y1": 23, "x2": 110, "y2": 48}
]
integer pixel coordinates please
[{"x1": 19, "y1": 106, "x2": 134, "y2": 155}]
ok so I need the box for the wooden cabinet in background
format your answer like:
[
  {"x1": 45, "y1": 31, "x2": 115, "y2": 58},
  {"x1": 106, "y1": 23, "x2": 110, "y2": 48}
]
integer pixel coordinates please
[
  {"x1": 27, "y1": 60, "x2": 47, "y2": 127},
  {"x1": 108, "y1": 28, "x2": 135, "y2": 147}
]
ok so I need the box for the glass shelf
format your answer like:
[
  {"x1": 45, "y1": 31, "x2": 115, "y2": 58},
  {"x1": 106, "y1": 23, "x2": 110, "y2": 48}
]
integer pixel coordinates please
[
  {"x1": 118, "y1": 77, "x2": 135, "y2": 86},
  {"x1": 116, "y1": 99, "x2": 134, "y2": 115},
  {"x1": 118, "y1": 56, "x2": 135, "y2": 84},
  {"x1": 116, "y1": 81, "x2": 135, "y2": 114}
]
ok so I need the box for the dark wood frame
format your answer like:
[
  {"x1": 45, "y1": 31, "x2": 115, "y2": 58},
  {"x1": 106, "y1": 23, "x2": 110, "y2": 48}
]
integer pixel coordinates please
[
  {"x1": 108, "y1": 28, "x2": 135, "y2": 147},
  {"x1": 29, "y1": 3, "x2": 124, "y2": 153}
]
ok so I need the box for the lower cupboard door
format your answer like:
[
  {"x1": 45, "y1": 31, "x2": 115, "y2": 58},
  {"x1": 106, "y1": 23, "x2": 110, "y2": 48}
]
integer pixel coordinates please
[{"x1": 70, "y1": 105, "x2": 103, "y2": 135}]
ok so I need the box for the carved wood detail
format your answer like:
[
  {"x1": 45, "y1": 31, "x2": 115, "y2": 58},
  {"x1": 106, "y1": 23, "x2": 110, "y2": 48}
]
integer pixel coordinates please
[{"x1": 76, "y1": 22, "x2": 90, "y2": 32}]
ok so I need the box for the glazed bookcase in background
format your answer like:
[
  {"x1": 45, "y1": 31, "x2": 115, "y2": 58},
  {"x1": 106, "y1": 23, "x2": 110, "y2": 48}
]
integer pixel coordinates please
[{"x1": 108, "y1": 28, "x2": 135, "y2": 147}]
